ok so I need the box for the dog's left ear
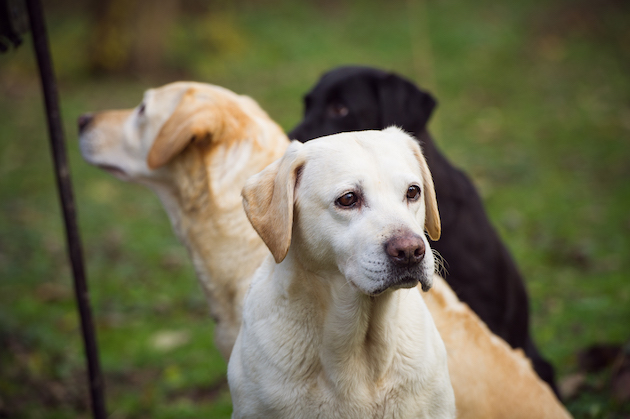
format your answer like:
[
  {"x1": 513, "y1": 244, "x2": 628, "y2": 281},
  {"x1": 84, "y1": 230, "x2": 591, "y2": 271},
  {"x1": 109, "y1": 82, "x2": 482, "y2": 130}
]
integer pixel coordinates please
[
  {"x1": 147, "y1": 88, "x2": 215, "y2": 170},
  {"x1": 242, "y1": 141, "x2": 306, "y2": 263},
  {"x1": 411, "y1": 142, "x2": 441, "y2": 240},
  {"x1": 376, "y1": 73, "x2": 437, "y2": 132}
]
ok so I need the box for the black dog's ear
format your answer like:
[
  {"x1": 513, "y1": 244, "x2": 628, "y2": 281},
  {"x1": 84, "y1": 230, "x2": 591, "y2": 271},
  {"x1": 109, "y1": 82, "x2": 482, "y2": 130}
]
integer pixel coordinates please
[{"x1": 376, "y1": 73, "x2": 437, "y2": 133}]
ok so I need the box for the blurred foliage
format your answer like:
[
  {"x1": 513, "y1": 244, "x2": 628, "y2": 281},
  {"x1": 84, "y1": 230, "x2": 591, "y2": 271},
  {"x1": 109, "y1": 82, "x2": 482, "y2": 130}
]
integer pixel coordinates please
[{"x1": 0, "y1": 0, "x2": 629, "y2": 417}]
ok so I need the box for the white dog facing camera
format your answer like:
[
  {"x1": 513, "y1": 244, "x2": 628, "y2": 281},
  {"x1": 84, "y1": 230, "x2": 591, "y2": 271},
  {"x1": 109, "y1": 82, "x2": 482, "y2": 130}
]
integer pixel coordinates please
[{"x1": 228, "y1": 127, "x2": 455, "y2": 419}]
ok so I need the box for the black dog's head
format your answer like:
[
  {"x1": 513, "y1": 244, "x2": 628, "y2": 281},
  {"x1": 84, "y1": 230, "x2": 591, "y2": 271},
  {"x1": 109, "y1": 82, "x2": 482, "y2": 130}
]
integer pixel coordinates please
[{"x1": 289, "y1": 66, "x2": 437, "y2": 142}]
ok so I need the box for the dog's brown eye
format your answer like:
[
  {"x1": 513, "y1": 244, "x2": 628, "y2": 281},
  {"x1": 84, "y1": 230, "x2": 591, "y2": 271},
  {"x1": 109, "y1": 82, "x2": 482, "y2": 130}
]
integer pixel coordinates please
[
  {"x1": 337, "y1": 192, "x2": 358, "y2": 207},
  {"x1": 138, "y1": 103, "x2": 146, "y2": 115},
  {"x1": 407, "y1": 185, "x2": 421, "y2": 201},
  {"x1": 328, "y1": 103, "x2": 349, "y2": 118}
]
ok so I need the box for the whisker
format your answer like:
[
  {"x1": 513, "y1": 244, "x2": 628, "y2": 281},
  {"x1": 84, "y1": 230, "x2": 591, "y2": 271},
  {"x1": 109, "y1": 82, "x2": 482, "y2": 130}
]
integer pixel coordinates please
[{"x1": 432, "y1": 249, "x2": 449, "y2": 277}]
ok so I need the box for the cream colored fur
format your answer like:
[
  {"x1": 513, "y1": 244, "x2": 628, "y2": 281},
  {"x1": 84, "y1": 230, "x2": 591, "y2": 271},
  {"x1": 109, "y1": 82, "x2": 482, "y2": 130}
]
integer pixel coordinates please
[
  {"x1": 80, "y1": 82, "x2": 572, "y2": 418},
  {"x1": 229, "y1": 129, "x2": 456, "y2": 418},
  {"x1": 79, "y1": 81, "x2": 289, "y2": 359}
]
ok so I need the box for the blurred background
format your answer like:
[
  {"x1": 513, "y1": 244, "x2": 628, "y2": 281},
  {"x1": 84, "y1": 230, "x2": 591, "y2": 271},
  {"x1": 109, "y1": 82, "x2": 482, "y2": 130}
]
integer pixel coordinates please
[{"x1": 1, "y1": 0, "x2": 629, "y2": 417}]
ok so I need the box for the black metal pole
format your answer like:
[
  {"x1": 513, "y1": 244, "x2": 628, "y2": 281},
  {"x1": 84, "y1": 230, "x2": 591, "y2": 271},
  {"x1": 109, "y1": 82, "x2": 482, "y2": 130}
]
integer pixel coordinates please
[{"x1": 24, "y1": 1, "x2": 107, "y2": 418}]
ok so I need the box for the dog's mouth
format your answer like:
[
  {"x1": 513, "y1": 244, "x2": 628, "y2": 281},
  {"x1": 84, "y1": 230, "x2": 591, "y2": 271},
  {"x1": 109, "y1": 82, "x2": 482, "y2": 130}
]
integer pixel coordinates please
[
  {"x1": 368, "y1": 275, "x2": 426, "y2": 296},
  {"x1": 97, "y1": 164, "x2": 127, "y2": 178},
  {"x1": 392, "y1": 275, "x2": 421, "y2": 291}
]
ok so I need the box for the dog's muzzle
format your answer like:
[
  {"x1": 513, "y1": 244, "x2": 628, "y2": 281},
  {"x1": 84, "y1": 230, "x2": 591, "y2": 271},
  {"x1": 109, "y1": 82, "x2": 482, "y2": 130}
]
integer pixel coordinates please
[{"x1": 378, "y1": 232, "x2": 433, "y2": 293}]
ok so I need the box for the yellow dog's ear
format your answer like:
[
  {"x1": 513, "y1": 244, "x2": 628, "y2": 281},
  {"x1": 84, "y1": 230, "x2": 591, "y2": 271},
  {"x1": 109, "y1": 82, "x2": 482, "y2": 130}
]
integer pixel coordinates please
[
  {"x1": 242, "y1": 141, "x2": 305, "y2": 263},
  {"x1": 147, "y1": 88, "x2": 215, "y2": 170},
  {"x1": 411, "y1": 141, "x2": 441, "y2": 241}
]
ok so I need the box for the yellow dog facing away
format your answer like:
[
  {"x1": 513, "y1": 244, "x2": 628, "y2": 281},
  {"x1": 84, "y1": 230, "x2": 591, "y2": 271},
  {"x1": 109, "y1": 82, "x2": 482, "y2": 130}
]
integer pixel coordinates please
[{"x1": 79, "y1": 81, "x2": 571, "y2": 419}]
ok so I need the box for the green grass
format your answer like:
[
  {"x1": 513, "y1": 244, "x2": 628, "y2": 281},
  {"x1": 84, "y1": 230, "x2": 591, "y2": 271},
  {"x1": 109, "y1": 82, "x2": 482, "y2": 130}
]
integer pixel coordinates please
[{"x1": 1, "y1": 0, "x2": 629, "y2": 417}]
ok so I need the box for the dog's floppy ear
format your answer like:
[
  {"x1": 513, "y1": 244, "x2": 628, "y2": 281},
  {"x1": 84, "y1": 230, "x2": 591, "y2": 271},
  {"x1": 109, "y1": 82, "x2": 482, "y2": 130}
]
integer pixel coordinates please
[
  {"x1": 242, "y1": 141, "x2": 306, "y2": 263},
  {"x1": 147, "y1": 88, "x2": 215, "y2": 170},
  {"x1": 411, "y1": 141, "x2": 441, "y2": 241},
  {"x1": 376, "y1": 73, "x2": 437, "y2": 132}
]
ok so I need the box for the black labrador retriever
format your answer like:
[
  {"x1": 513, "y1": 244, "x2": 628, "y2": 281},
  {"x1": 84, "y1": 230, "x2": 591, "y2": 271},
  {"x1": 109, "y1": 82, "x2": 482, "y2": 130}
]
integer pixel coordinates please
[{"x1": 289, "y1": 66, "x2": 558, "y2": 395}]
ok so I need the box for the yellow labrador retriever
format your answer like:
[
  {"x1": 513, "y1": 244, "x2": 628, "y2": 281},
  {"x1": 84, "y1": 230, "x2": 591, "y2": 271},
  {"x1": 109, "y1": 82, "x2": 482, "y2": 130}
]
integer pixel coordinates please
[
  {"x1": 79, "y1": 82, "x2": 571, "y2": 418},
  {"x1": 79, "y1": 81, "x2": 289, "y2": 359},
  {"x1": 229, "y1": 129, "x2": 456, "y2": 418}
]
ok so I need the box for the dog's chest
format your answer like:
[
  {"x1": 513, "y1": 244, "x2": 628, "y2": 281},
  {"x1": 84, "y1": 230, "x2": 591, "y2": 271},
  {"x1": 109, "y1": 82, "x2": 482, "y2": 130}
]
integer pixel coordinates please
[{"x1": 290, "y1": 376, "x2": 428, "y2": 419}]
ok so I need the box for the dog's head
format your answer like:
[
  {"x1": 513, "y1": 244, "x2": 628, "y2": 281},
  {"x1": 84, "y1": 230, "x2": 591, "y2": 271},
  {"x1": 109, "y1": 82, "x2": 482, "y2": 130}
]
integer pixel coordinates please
[
  {"x1": 289, "y1": 66, "x2": 437, "y2": 143},
  {"x1": 243, "y1": 127, "x2": 440, "y2": 295},
  {"x1": 79, "y1": 81, "x2": 287, "y2": 210}
]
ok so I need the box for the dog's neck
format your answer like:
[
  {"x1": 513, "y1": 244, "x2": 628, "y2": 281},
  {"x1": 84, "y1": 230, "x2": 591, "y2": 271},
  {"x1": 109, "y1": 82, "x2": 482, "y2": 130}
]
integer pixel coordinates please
[
  {"x1": 323, "y1": 280, "x2": 405, "y2": 388},
  {"x1": 278, "y1": 256, "x2": 420, "y2": 392},
  {"x1": 148, "y1": 131, "x2": 289, "y2": 359},
  {"x1": 150, "y1": 181, "x2": 265, "y2": 358}
]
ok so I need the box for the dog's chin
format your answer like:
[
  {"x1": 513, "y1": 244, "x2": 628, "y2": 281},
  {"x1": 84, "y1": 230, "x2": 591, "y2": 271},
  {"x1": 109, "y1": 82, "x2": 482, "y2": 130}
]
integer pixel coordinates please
[
  {"x1": 384, "y1": 276, "x2": 420, "y2": 293},
  {"x1": 96, "y1": 164, "x2": 130, "y2": 181},
  {"x1": 82, "y1": 150, "x2": 132, "y2": 181},
  {"x1": 365, "y1": 275, "x2": 432, "y2": 297}
]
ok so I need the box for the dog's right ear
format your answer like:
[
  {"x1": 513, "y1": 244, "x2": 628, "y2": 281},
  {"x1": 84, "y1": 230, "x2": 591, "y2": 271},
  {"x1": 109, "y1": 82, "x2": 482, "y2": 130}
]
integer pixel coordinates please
[
  {"x1": 407, "y1": 138, "x2": 441, "y2": 241},
  {"x1": 376, "y1": 73, "x2": 437, "y2": 133},
  {"x1": 242, "y1": 141, "x2": 306, "y2": 263},
  {"x1": 147, "y1": 88, "x2": 214, "y2": 170}
]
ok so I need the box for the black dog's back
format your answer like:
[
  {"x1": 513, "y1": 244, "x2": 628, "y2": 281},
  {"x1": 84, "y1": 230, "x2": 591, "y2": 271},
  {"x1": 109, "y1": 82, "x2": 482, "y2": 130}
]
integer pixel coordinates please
[{"x1": 289, "y1": 66, "x2": 558, "y2": 395}]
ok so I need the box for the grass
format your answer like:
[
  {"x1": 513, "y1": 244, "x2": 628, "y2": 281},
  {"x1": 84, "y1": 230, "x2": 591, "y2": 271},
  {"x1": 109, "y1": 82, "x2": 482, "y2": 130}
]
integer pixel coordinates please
[{"x1": 0, "y1": 0, "x2": 629, "y2": 417}]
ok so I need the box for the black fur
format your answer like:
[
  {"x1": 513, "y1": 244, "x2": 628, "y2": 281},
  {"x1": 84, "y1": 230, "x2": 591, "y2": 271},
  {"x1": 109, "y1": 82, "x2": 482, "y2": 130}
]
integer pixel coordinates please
[{"x1": 289, "y1": 66, "x2": 559, "y2": 396}]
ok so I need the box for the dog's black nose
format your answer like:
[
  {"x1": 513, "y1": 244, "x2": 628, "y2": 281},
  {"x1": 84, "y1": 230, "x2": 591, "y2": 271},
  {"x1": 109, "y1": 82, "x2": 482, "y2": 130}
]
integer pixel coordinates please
[
  {"x1": 385, "y1": 234, "x2": 425, "y2": 266},
  {"x1": 78, "y1": 113, "x2": 94, "y2": 133}
]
